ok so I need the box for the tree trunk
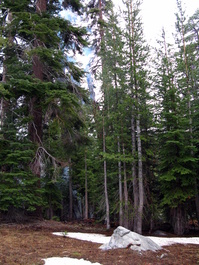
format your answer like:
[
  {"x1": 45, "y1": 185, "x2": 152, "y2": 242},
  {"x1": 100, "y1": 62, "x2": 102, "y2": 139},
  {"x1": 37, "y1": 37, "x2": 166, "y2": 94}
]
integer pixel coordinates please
[
  {"x1": 103, "y1": 116, "x2": 110, "y2": 229},
  {"x1": 28, "y1": 0, "x2": 46, "y2": 216},
  {"x1": 136, "y1": 114, "x2": 144, "y2": 234},
  {"x1": 195, "y1": 180, "x2": 199, "y2": 221},
  {"x1": 171, "y1": 204, "x2": 186, "y2": 235},
  {"x1": 29, "y1": 0, "x2": 46, "y2": 148},
  {"x1": 84, "y1": 151, "x2": 88, "y2": 219},
  {"x1": 123, "y1": 143, "x2": 129, "y2": 229},
  {"x1": 69, "y1": 170, "x2": 73, "y2": 221},
  {"x1": 131, "y1": 115, "x2": 139, "y2": 232},
  {"x1": 28, "y1": 96, "x2": 43, "y2": 145},
  {"x1": 118, "y1": 137, "x2": 123, "y2": 226},
  {"x1": 35, "y1": 0, "x2": 47, "y2": 13},
  {"x1": 0, "y1": 11, "x2": 12, "y2": 129}
]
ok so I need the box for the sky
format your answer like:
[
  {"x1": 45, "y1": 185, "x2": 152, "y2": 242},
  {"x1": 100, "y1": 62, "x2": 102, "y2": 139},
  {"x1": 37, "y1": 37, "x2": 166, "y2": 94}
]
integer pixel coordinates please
[{"x1": 114, "y1": 0, "x2": 198, "y2": 45}]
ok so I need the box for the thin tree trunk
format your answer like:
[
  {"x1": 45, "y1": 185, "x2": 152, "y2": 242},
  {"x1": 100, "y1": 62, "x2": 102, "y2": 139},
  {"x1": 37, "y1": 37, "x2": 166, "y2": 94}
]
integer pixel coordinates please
[
  {"x1": 136, "y1": 113, "x2": 144, "y2": 234},
  {"x1": 103, "y1": 115, "x2": 110, "y2": 229},
  {"x1": 118, "y1": 137, "x2": 123, "y2": 226},
  {"x1": 195, "y1": 181, "x2": 199, "y2": 221},
  {"x1": 84, "y1": 151, "x2": 88, "y2": 219},
  {"x1": 0, "y1": 11, "x2": 12, "y2": 129},
  {"x1": 131, "y1": 115, "x2": 139, "y2": 232},
  {"x1": 69, "y1": 167, "x2": 73, "y2": 221},
  {"x1": 123, "y1": 143, "x2": 129, "y2": 229},
  {"x1": 128, "y1": 1, "x2": 140, "y2": 233},
  {"x1": 98, "y1": 0, "x2": 109, "y2": 229}
]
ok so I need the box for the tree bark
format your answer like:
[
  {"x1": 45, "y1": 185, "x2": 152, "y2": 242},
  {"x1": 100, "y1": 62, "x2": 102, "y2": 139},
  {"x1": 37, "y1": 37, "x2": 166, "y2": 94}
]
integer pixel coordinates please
[
  {"x1": 118, "y1": 137, "x2": 123, "y2": 226},
  {"x1": 195, "y1": 181, "x2": 199, "y2": 221},
  {"x1": 136, "y1": 113, "x2": 144, "y2": 234},
  {"x1": 171, "y1": 204, "x2": 186, "y2": 235},
  {"x1": 123, "y1": 143, "x2": 129, "y2": 229},
  {"x1": 0, "y1": 10, "x2": 12, "y2": 129},
  {"x1": 84, "y1": 151, "x2": 88, "y2": 219},
  {"x1": 103, "y1": 115, "x2": 110, "y2": 229},
  {"x1": 36, "y1": 0, "x2": 47, "y2": 13},
  {"x1": 69, "y1": 166, "x2": 73, "y2": 220},
  {"x1": 29, "y1": 0, "x2": 45, "y2": 156},
  {"x1": 131, "y1": 115, "x2": 139, "y2": 232}
]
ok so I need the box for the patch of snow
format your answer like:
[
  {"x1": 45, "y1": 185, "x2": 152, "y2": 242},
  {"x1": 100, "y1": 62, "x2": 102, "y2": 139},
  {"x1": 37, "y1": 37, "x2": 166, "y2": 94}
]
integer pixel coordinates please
[
  {"x1": 53, "y1": 231, "x2": 199, "y2": 247},
  {"x1": 43, "y1": 257, "x2": 102, "y2": 265},
  {"x1": 53, "y1": 232, "x2": 110, "y2": 244},
  {"x1": 148, "y1": 236, "x2": 199, "y2": 247}
]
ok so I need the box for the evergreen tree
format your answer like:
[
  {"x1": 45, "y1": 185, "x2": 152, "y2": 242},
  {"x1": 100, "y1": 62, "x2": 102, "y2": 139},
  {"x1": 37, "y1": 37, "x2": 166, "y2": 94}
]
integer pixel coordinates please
[
  {"x1": 122, "y1": 0, "x2": 151, "y2": 234},
  {"x1": 86, "y1": 0, "x2": 112, "y2": 229},
  {"x1": 183, "y1": 8, "x2": 199, "y2": 222},
  {"x1": 156, "y1": 29, "x2": 196, "y2": 235},
  {"x1": 0, "y1": 0, "x2": 88, "y2": 219}
]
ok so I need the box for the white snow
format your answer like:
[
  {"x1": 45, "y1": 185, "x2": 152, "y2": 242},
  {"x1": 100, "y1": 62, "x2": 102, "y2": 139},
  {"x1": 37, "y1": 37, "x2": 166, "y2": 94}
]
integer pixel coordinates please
[
  {"x1": 43, "y1": 257, "x2": 101, "y2": 265},
  {"x1": 44, "y1": 231, "x2": 199, "y2": 265},
  {"x1": 53, "y1": 232, "x2": 109, "y2": 244},
  {"x1": 53, "y1": 232, "x2": 199, "y2": 247},
  {"x1": 148, "y1": 236, "x2": 199, "y2": 247}
]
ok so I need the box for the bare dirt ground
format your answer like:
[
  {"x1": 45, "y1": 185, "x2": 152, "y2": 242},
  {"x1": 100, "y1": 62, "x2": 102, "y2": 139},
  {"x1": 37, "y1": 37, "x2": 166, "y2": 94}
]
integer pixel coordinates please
[{"x1": 0, "y1": 220, "x2": 198, "y2": 265}]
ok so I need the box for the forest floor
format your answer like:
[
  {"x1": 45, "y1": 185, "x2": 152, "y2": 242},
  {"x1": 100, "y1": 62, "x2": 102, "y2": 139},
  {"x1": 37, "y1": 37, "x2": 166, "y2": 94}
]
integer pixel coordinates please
[{"x1": 0, "y1": 219, "x2": 199, "y2": 265}]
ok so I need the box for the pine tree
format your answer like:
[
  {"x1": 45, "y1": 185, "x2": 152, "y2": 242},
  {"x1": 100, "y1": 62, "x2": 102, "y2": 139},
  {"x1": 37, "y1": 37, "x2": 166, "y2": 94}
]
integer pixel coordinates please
[
  {"x1": 155, "y1": 29, "x2": 196, "y2": 235},
  {"x1": 183, "y1": 8, "x2": 199, "y2": 222},
  {"x1": 86, "y1": 0, "x2": 112, "y2": 229},
  {"x1": 122, "y1": 0, "x2": 151, "y2": 234},
  {"x1": 0, "y1": 0, "x2": 88, "y2": 219}
]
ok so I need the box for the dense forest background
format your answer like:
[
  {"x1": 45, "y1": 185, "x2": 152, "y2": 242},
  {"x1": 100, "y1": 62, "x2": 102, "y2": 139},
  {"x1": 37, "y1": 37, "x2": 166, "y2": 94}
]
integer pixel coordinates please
[{"x1": 0, "y1": 0, "x2": 198, "y2": 236}]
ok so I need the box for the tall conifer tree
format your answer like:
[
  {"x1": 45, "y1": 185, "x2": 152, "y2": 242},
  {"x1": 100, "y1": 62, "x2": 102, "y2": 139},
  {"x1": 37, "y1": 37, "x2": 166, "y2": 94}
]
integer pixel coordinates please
[
  {"x1": 123, "y1": 0, "x2": 151, "y2": 234},
  {"x1": 156, "y1": 28, "x2": 196, "y2": 235},
  {"x1": 0, "y1": 0, "x2": 88, "y2": 219}
]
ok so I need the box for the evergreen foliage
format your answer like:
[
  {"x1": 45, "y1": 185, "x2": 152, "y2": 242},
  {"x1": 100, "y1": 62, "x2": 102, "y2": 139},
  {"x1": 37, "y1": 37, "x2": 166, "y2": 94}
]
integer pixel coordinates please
[
  {"x1": 0, "y1": 0, "x2": 88, "y2": 218},
  {"x1": 0, "y1": 0, "x2": 198, "y2": 235}
]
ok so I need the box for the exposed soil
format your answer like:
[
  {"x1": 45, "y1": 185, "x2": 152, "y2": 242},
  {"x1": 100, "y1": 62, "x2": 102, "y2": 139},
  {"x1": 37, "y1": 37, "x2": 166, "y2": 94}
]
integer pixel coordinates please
[{"x1": 0, "y1": 220, "x2": 198, "y2": 265}]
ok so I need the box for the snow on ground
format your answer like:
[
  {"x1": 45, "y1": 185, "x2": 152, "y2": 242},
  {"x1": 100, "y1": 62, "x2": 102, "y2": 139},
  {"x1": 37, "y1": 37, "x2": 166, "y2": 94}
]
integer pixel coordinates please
[
  {"x1": 53, "y1": 231, "x2": 199, "y2": 247},
  {"x1": 148, "y1": 236, "x2": 199, "y2": 247},
  {"x1": 44, "y1": 232, "x2": 199, "y2": 265},
  {"x1": 43, "y1": 257, "x2": 101, "y2": 265},
  {"x1": 53, "y1": 232, "x2": 110, "y2": 244}
]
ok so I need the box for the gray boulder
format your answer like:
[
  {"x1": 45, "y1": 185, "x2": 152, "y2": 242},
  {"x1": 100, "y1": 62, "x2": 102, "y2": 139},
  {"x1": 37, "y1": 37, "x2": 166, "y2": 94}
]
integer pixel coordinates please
[{"x1": 100, "y1": 226, "x2": 161, "y2": 252}]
